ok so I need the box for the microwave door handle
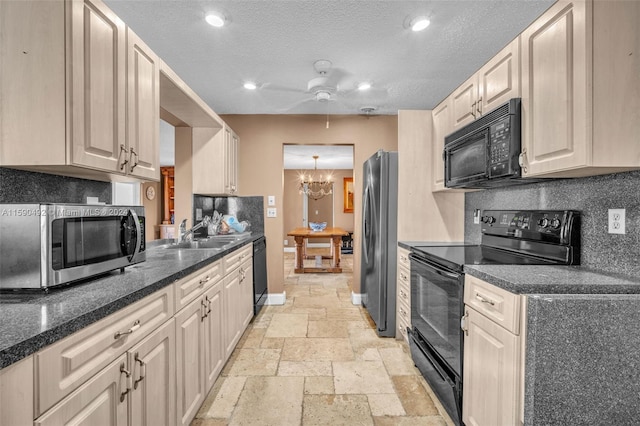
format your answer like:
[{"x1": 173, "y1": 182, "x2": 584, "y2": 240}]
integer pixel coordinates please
[{"x1": 128, "y1": 209, "x2": 142, "y2": 261}]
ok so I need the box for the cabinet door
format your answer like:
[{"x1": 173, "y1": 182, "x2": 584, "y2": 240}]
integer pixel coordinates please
[
  {"x1": 69, "y1": 0, "x2": 127, "y2": 173},
  {"x1": 129, "y1": 319, "x2": 175, "y2": 426},
  {"x1": 203, "y1": 282, "x2": 224, "y2": 391},
  {"x1": 239, "y1": 260, "x2": 254, "y2": 329},
  {"x1": 431, "y1": 98, "x2": 452, "y2": 192},
  {"x1": 223, "y1": 271, "x2": 242, "y2": 359},
  {"x1": 477, "y1": 38, "x2": 520, "y2": 115},
  {"x1": 223, "y1": 127, "x2": 234, "y2": 195},
  {"x1": 520, "y1": 0, "x2": 589, "y2": 176},
  {"x1": 35, "y1": 355, "x2": 128, "y2": 426},
  {"x1": 175, "y1": 297, "x2": 205, "y2": 426},
  {"x1": 230, "y1": 130, "x2": 239, "y2": 194},
  {"x1": 0, "y1": 356, "x2": 34, "y2": 426},
  {"x1": 451, "y1": 75, "x2": 479, "y2": 130},
  {"x1": 127, "y1": 28, "x2": 160, "y2": 181},
  {"x1": 462, "y1": 307, "x2": 520, "y2": 426},
  {"x1": 192, "y1": 127, "x2": 226, "y2": 195}
]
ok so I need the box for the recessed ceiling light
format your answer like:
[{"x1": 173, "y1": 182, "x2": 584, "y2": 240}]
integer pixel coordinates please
[
  {"x1": 243, "y1": 82, "x2": 257, "y2": 90},
  {"x1": 205, "y1": 12, "x2": 225, "y2": 27},
  {"x1": 410, "y1": 16, "x2": 430, "y2": 32},
  {"x1": 357, "y1": 82, "x2": 371, "y2": 91}
]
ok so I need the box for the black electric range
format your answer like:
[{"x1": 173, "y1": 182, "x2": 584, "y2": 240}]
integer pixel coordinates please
[{"x1": 407, "y1": 210, "x2": 580, "y2": 426}]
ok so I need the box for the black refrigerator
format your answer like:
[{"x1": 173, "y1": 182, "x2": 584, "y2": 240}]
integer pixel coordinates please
[{"x1": 360, "y1": 150, "x2": 398, "y2": 337}]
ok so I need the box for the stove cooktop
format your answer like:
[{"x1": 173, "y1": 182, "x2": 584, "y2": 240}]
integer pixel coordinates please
[{"x1": 410, "y1": 244, "x2": 561, "y2": 273}]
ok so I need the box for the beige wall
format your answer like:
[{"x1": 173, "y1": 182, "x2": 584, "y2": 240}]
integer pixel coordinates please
[
  {"x1": 283, "y1": 169, "x2": 354, "y2": 247},
  {"x1": 222, "y1": 114, "x2": 398, "y2": 296}
]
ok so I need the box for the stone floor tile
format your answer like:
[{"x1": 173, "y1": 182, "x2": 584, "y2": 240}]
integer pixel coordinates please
[
  {"x1": 277, "y1": 360, "x2": 332, "y2": 376},
  {"x1": 379, "y1": 347, "x2": 420, "y2": 376},
  {"x1": 356, "y1": 348, "x2": 383, "y2": 361},
  {"x1": 307, "y1": 320, "x2": 350, "y2": 338},
  {"x1": 304, "y1": 376, "x2": 335, "y2": 395},
  {"x1": 260, "y1": 337, "x2": 285, "y2": 349},
  {"x1": 203, "y1": 376, "x2": 247, "y2": 419},
  {"x1": 333, "y1": 361, "x2": 395, "y2": 394},
  {"x1": 367, "y1": 393, "x2": 407, "y2": 416},
  {"x1": 264, "y1": 313, "x2": 308, "y2": 338},
  {"x1": 302, "y1": 394, "x2": 374, "y2": 426},
  {"x1": 230, "y1": 376, "x2": 304, "y2": 426},
  {"x1": 294, "y1": 294, "x2": 342, "y2": 309},
  {"x1": 325, "y1": 307, "x2": 364, "y2": 321},
  {"x1": 191, "y1": 419, "x2": 229, "y2": 426},
  {"x1": 392, "y1": 376, "x2": 441, "y2": 416},
  {"x1": 237, "y1": 328, "x2": 265, "y2": 349},
  {"x1": 225, "y1": 349, "x2": 280, "y2": 376},
  {"x1": 289, "y1": 307, "x2": 327, "y2": 320},
  {"x1": 373, "y1": 416, "x2": 448, "y2": 426},
  {"x1": 281, "y1": 337, "x2": 355, "y2": 361}
]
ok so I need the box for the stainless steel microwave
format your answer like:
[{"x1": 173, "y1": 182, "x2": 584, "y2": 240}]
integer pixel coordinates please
[
  {"x1": 444, "y1": 98, "x2": 528, "y2": 189},
  {"x1": 0, "y1": 203, "x2": 145, "y2": 290}
]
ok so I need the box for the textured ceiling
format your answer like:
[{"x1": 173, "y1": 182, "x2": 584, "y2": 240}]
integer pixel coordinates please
[{"x1": 104, "y1": 0, "x2": 555, "y2": 116}]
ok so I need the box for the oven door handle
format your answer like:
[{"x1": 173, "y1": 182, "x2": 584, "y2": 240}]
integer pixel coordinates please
[{"x1": 409, "y1": 254, "x2": 460, "y2": 280}]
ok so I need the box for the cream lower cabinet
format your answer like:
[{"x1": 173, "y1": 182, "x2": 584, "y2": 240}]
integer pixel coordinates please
[
  {"x1": 462, "y1": 275, "x2": 524, "y2": 426},
  {"x1": 520, "y1": 0, "x2": 640, "y2": 178},
  {"x1": 396, "y1": 247, "x2": 411, "y2": 342},
  {"x1": 0, "y1": 356, "x2": 34, "y2": 426},
  {"x1": 0, "y1": 0, "x2": 159, "y2": 181},
  {"x1": 223, "y1": 245, "x2": 254, "y2": 359}
]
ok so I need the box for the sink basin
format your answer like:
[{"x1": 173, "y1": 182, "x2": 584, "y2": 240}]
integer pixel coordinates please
[{"x1": 164, "y1": 239, "x2": 231, "y2": 250}]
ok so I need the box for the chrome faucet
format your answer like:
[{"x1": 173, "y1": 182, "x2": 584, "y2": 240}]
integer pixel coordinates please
[{"x1": 178, "y1": 216, "x2": 211, "y2": 243}]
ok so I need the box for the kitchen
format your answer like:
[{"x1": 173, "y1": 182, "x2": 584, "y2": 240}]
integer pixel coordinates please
[{"x1": 1, "y1": 0, "x2": 639, "y2": 425}]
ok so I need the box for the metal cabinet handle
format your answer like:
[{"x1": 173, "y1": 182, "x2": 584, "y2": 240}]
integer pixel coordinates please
[
  {"x1": 133, "y1": 353, "x2": 146, "y2": 389},
  {"x1": 205, "y1": 295, "x2": 212, "y2": 316},
  {"x1": 400, "y1": 272, "x2": 408, "y2": 282},
  {"x1": 201, "y1": 298, "x2": 208, "y2": 321},
  {"x1": 399, "y1": 289, "x2": 407, "y2": 299},
  {"x1": 518, "y1": 149, "x2": 528, "y2": 174},
  {"x1": 475, "y1": 293, "x2": 495, "y2": 306},
  {"x1": 120, "y1": 363, "x2": 132, "y2": 402},
  {"x1": 199, "y1": 275, "x2": 211, "y2": 287},
  {"x1": 471, "y1": 101, "x2": 477, "y2": 119},
  {"x1": 114, "y1": 320, "x2": 141, "y2": 340},
  {"x1": 129, "y1": 148, "x2": 139, "y2": 172},
  {"x1": 118, "y1": 144, "x2": 129, "y2": 171},
  {"x1": 460, "y1": 311, "x2": 469, "y2": 336},
  {"x1": 477, "y1": 97, "x2": 482, "y2": 115}
]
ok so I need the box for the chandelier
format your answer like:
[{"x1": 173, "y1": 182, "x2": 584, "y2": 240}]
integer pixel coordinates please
[{"x1": 298, "y1": 155, "x2": 333, "y2": 200}]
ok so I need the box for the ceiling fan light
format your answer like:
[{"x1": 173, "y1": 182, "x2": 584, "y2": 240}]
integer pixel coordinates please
[
  {"x1": 316, "y1": 91, "x2": 331, "y2": 102},
  {"x1": 357, "y1": 82, "x2": 371, "y2": 91},
  {"x1": 410, "y1": 16, "x2": 430, "y2": 32},
  {"x1": 205, "y1": 12, "x2": 225, "y2": 27},
  {"x1": 243, "y1": 82, "x2": 257, "y2": 90}
]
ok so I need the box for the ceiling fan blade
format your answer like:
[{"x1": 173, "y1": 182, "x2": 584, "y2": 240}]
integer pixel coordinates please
[
  {"x1": 261, "y1": 82, "x2": 307, "y2": 94},
  {"x1": 324, "y1": 67, "x2": 353, "y2": 90},
  {"x1": 276, "y1": 96, "x2": 317, "y2": 112}
]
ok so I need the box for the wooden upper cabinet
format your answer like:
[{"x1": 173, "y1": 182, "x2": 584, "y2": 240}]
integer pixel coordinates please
[
  {"x1": 451, "y1": 38, "x2": 521, "y2": 132},
  {"x1": 431, "y1": 98, "x2": 452, "y2": 192},
  {"x1": 520, "y1": 0, "x2": 640, "y2": 178},
  {"x1": 192, "y1": 124, "x2": 240, "y2": 196},
  {"x1": 0, "y1": 0, "x2": 160, "y2": 181},
  {"x1": 69, "y1": 0, "x2": 127, "y2": 173},
  {"x1": 127, "y1": 28, "x2": 160, "y2": 180}
]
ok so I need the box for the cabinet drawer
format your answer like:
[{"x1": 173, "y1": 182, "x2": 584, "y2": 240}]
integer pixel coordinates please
[
  {"x1": 223, "y1": 244, "x2": 252, "y2": 274},
  {"x1": 35, "y1": 286, "x2": 174, "y2": 415},
  {"x1": 397, "y1": 297, "x2": 411, "y2": 327},
  {"x1": 464, "y1": 275, "x2": 521, "y2": 334},
  {"x1": 397, "y1": 320, "x2": 409, "y2": 343},
  {"x1": 397, "y1": 266, "x2": 410, "y2": 297},
  {"x1": 397, "y1": 247, "x2": 410, "y2": 270},
  {"x1": 175, "y1": 260, "x2": 222, "y2": 311}
]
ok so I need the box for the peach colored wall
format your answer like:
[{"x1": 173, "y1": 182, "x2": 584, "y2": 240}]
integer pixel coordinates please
[
  {"x1": 222, "y1": 114, "x2": 398, "y2": 296},
  {"x1": 141, "y1": 181, "x2": 162, "y2": 240},
  {"x1": 283, "y1": 169, "x2": 354, "y2": 248}
]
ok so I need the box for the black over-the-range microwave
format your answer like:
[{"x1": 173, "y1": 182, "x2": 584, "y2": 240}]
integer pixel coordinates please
[{"x1": 444, "y1": 98, "x2": 538, "y2": 189}]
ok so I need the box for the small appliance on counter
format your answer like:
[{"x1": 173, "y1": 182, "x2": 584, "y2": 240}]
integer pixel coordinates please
[
  {"x1": 0, "y1": 203, "x2": 146, "y2": 290},
  {"x1": 407, "y1": 210, "x2": 580, "y2": 425}
]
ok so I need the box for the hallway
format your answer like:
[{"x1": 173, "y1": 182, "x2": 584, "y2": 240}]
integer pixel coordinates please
[{"x1": 190, "y1": 253, "x2": 454, "y2": 425}]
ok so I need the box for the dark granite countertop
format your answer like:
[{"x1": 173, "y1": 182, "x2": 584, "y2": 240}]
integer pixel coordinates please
[{"x1": 0, "y1": 233, "x2": 263, "y2": 369}]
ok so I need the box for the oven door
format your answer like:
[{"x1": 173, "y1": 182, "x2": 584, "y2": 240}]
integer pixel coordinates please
[
  {"x1": 409, "y1": 253, "x2": 464, "y2": 376},
  {"x1": 444, "y1": 128, "x2": 489, "y2": 188}
]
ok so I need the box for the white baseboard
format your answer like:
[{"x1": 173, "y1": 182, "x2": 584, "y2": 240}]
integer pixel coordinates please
[
  {"x1": 266, "y1": 291, "x2": 286, "y2": 305},
  {"x1": 351, "y1": 292, "x2": 362, "y2": 305},
  {"x1": 283, "y1": 247, "x2": 296, "y2": 253}
]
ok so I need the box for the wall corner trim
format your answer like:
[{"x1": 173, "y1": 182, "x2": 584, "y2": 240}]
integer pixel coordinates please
[
  {"x1": 266, "y1": 291, "x2": 287, "y2": 305},
  {"x1": 351, "y1": 292, "x2": 362, "y2": 305}
]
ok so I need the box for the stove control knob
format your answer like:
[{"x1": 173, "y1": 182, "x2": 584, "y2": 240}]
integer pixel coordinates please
[
  {"x1": 538, "y1": 218, "x2": 549, "y2": 228},
  {"x1": 482, "y1": 216, "x2": 496, "y2": 224},
  {"x1": 550, "y1": 218, "x2": 561, "y2": 229}
]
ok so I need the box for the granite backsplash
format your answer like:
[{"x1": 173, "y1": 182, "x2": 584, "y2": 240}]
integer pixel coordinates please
[
  {"x1": 192, "y1": 194, "x2": 265, "y2": 238},
  {"x1": 464, "y1": 170, "x2": 640, "y2": 276},
  {"x1": 0, "y1": 168, "x2": 112, "y2": 204}
]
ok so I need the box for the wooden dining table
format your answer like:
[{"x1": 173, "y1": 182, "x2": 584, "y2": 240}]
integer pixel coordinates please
[{"x1": 286, "y1": 227, "x2": 350, "y2": 273}]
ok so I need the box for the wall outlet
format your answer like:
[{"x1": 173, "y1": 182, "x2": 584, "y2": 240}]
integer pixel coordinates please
[
  {"x1": 267, "y1": 207, "x2": 277, "y2": 218},
  {"x1": 473, "y1": 209, "x2": 481, "y2": 224},
  {"x1": 268, "y1": 195, "x2": 276, "y2": 206},
  {"x1": 284, "y1": 240, "x2": 288, "y2": 246},
  {"x1": 608, "y1": 209, "x2": 625, "y2": 234}
]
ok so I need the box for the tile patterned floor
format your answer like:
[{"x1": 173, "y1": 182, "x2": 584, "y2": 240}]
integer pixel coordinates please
[{"x1": 191, "y1": 252, "x2": 455, "y2": 426}]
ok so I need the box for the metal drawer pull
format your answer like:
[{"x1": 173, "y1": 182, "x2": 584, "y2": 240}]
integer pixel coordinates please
[
  {"x1": 400, "y1": 272, "x2": 408, "y2": 282},
  {"x1": 134, "y1": 353, "x2": 146, "y2": 389},
  {"x1": 118, "y1": 144, "x2": 129, "y2": 171},
  {"x1": 114, "y1": 320, "x2": 141, "y2": 340},
  {"x1": 199, "y1": 275, "x2": 211, "y2": 287},
  {"x1": 120, "y1": 363, "x2": 132, "y2": 402},
  {"x1": 129, "y1": 148, "x2": 139, "y2": 172},
  {"x1": 475, "y1": 293, "x2": 495, "y2": 306},
  {"x1": 399, "y1": 289, "x2": 407, "y2": 299}
]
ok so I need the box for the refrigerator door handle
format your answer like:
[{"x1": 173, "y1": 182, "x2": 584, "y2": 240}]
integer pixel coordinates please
[{"x1": 362, "y1": 185, "x2": 370, "y2": 265}]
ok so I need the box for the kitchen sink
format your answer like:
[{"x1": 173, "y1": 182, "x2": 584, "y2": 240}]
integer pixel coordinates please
[{"x1": 163, "y1": 239, "x2": 231, "y2": 250}]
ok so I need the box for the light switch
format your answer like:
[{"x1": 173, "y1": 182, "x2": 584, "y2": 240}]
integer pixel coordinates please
[
  {"x1": 268, "y1": 195, "x2": 276, "y2": 206},
  {"x1": 267, "y1": 208, "x2": 277, "y2": 218}
]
